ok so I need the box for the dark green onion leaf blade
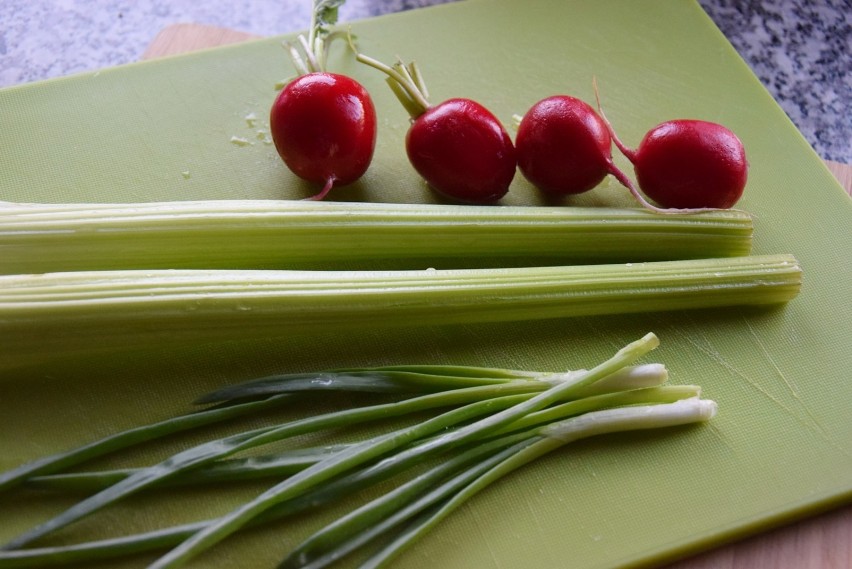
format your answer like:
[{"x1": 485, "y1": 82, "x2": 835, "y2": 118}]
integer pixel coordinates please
[
  {"x1": 0, "y1": 521, "x2": 210, "y2": 569},
  {"x1": 196, "y1": 368, "x2": 531, "y2": 404},
  {"x1": 361, "y1": 398, "x2": 718, "y2": 569},
  {"x1": 2, "y1": 383, "x2": 541, "y2": 551},
  {"x1": 195, "y1": 372, "x2": 420, "y2": 403},
  {"x1": 148, "y1": 334, "x2": 659, "y2": 568},
  {"x1": 279, "y1": 435, "x2": 539, "y2": 569},
  {"x1": 147, "y1": 394, "x2": 536, "y2": 569},
  {"x1": 0, "y1": 395, "x2": 291, "y2": 494},
  {"x1": 25, "y1": 443, "x2": 353, "y2": 494}
]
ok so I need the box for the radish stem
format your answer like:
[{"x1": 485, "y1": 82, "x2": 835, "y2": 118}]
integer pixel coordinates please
[
  {"x1": 283, "y1": 0, "x2": 347, "y2": 76},
  {"x1": 353, "y1": 52, "x2": 430, "y2": 116}
]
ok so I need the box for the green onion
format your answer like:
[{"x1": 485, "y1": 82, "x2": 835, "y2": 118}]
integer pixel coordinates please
[
  {"x1": 360, "y1": 398, "x2": 718, "y2": 569},
  {"x1": 2, "y1": 340, "x2": 651, "y2": 562},
  {"x1": 0, "y1": 382, "x2": 549, "y2": 550},
  {"x1": 279, "y1": 386, "x2": 702, "y2": 569},
  {"x1": 24, "y1": 443, "x2": 353, "y2": 493},
  {"x1": 0, "y1": 395, "x2": 292, "y2": 494},
  {"x1": 14, "y1": 364, "x2": 605, "y2": 495},
  {"x1": 0, "y1": 429, "x2": 537, "y2": 568},
  {"x1": 0, "y1": 526, "x2": 205, "y2": 569},
  {"x1": 0, "y1": 254, "x2": 801, "y2": 372},
  {"x1": 195, "y1": 362, "x2": 668, "y2": 404},
  {"x1": 146, "y1": 333, "x2": 662, "y2": 568},
  {"x1": 0, "y1": 200, "x2": 754, "y2": 274},
  {"x1": 0, "y1": 334, "x2": 719, "y2": 569},
  {"x1": 194, "y1": 368, "x2": 532, "y2": 402},
  {"x1": 0, "y1": 392, "x2": 709, "y2": 568},
  {"x1": 279, "y1": 436, "x2": 535, "y2": 569}
]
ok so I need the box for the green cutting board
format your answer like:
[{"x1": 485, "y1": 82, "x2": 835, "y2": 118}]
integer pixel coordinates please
[{"x1": 1, "y1": 0, "x2": 850, "y2": 568}]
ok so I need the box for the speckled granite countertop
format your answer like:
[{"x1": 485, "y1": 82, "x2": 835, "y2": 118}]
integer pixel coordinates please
[{"x1": 1, "y1": 0, "x2": 849, "y2": 163}]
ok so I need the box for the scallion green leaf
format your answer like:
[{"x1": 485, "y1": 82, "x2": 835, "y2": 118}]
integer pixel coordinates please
[
  {"x1": 0, "y1": 395, "x2": 292, "y2": 494},
  {"x1": 24, "y1": 443, "x2": 353, "y2": 494},
  {"x1": 0, "y1": 334, "x2": 720, "y2": 569},
  {"x1": 360, "y1": 398, "x2": 717, "y2": 569},
  {"x1": 145, "y1": 334, "x2": 661, "y2": 568},
  {"x1": 0, "y1": 384, "x2": 542, "y2": 550}
]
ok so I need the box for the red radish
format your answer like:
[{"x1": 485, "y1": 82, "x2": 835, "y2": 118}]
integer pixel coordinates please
[
  {"x1": 269, "y1": 3, "x2": 377, "y2": 201},
  {"x1": 594, "y1": 84, "x2": 748, "y2": 211},
  {"x1": 405, "y1": 98, "x2": 516, "y2": 203},
  {"x1": 270, "y1": 73, "x2": 376, "y2": 200},
  {"x1": 515, "y1": 95, "x2": 624, "y2": 196},
  {"x1": 608, "y1": 119, "x2": 748, "y2": 209},
  {"x1": 356, "y1": 52, "x2": 516, "y2": 204}
]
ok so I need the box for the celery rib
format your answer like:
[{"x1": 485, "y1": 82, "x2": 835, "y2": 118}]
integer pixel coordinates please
[
  {"x1": 0, "y1": 201, "x2": 753, "y2": 273},
  {"x1": 0, "y1": 255, "x2": 801, "y2": 372}
]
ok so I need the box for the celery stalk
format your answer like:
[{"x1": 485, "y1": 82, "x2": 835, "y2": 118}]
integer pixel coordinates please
[
  {"x1": 0, "y1": 255, "x2": 801, "y2": 372},
  {"x1": 0, "y1": 200, "x2": 753, "y2": 273}
]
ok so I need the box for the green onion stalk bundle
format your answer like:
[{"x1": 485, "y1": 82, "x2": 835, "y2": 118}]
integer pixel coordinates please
[{"x1": 0, "y1": 333, "x2": 718, "y2": 569}]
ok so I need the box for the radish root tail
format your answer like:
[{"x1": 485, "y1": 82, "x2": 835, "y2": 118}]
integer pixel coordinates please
[{"x1": 304, "y1": 177, "x2": 336, "y2": 201}]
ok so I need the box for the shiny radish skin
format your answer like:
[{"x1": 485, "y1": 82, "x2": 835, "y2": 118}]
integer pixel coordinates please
[
  {"x1": 355, "y1": 52, "x2": 516, "y2": 204},
  {"x1": 617, "y1": 120, "x2": 748, "y2": 209},
  {"x1": 270, "y1": 73, "x2": 377, "y2": 199},
  {"x1": 407, "y1": 99, "x2": 517, "y2": 204},
  {"x1": 516, "y1": 96, "x2": 618, "y2": 196}
]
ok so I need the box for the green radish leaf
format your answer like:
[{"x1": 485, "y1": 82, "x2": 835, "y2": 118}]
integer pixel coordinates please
[{"x1": 315, "y1": 0, "x2": 346, "y2": 29}]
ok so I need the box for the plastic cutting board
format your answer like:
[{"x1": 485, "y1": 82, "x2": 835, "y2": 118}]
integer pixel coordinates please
[{"x1": 1, "y1": 0, "x2": 851, "y2": 568}]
